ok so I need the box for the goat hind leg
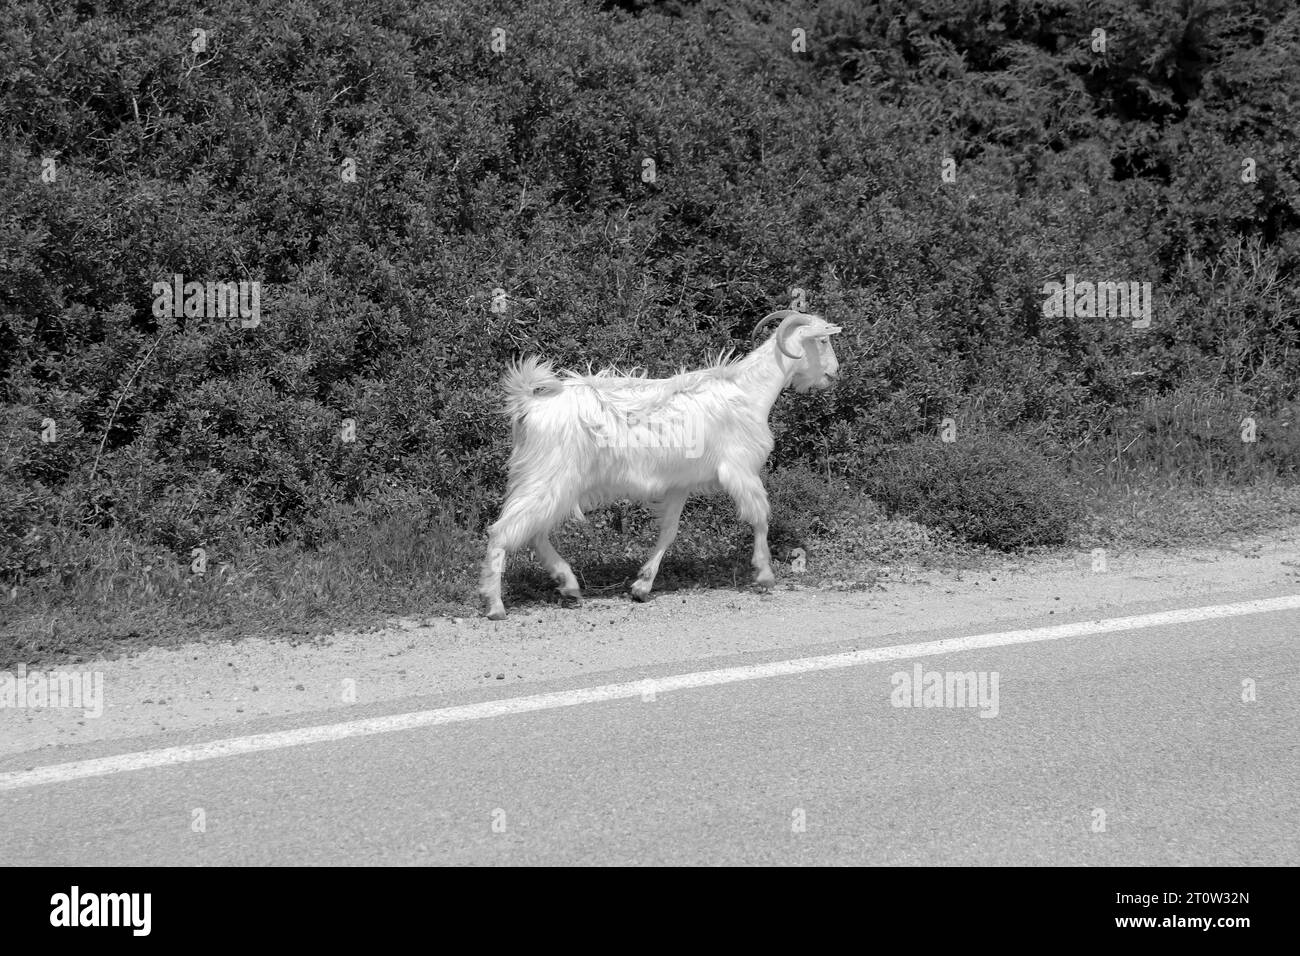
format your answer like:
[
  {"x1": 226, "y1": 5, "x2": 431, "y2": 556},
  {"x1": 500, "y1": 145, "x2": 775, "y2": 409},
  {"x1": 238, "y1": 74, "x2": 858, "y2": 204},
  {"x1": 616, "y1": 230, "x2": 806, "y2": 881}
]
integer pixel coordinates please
[
  {"x1": 479, "y1": 535, "x2": 512, "y2": 620},
  {"x1": 631, "y1": 490, "x2": 687, "y2": 602},
  {"x1": 533, "y1": 533, "x2": 582, "y2": 605},
  {"x1": 479, "y1": 497, "x2": 548, "y2": 620}
]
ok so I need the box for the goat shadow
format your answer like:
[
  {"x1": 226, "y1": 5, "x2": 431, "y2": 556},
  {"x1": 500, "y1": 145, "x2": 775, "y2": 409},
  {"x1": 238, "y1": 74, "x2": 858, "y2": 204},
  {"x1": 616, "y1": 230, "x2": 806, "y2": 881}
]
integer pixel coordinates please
[{"x1": 504, "y1": 546, "x2": 782, "y2": 612}]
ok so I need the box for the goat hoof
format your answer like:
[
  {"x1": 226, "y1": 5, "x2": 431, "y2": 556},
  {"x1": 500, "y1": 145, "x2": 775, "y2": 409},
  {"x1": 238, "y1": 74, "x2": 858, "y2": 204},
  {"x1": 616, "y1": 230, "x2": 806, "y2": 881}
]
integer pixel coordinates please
[
  {"x1": 486, "y1": 608, "x2": 507, "y2": 621},
  {"x1": 754, "y1": 574, "x2": 775, "y2": 592},
  {"x1": 630, "y1": 582, "x2": 653, "y2": 602},
  {"x1": 559, "y1": 590, "x2": 582, "y2": 608}
]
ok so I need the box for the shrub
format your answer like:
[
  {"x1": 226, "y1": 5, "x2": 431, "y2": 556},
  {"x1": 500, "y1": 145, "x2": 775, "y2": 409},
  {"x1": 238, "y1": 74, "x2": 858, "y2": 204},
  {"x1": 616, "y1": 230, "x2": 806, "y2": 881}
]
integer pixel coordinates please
[
  {"x1": 765, "y1": 464, "x2": 845, "y2": 555},
  {"x1": 0, "y1": 479, "x2": 48, "y2": 581},
  {"x1": 864, "y1": 434, "x2": 1082, "y2": 550},
  {"x1": 1, "y1": 0, "x2": 1298, "y2": 594}
]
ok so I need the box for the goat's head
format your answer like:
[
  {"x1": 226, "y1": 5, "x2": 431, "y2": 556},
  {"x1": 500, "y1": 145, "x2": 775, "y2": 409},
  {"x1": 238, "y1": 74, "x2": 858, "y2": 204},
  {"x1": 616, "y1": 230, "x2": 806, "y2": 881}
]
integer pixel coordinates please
[{"x1": 752, "y1": 310, "x2": 842, "y2": 393}]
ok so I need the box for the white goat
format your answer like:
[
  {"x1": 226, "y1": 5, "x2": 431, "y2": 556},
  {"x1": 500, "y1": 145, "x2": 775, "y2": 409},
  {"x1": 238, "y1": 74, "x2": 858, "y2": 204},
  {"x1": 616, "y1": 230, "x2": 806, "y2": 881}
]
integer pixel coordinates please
[{"x1": 478, "y1": 310, "x2": 842, "y2": 619}]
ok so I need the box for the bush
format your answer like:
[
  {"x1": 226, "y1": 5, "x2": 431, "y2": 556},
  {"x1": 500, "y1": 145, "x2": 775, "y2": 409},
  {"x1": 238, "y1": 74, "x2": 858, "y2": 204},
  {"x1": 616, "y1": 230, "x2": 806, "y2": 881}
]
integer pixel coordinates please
[
  {"x1": 864, "y1": 434, "x2": 1082, "y2": 550},
  {"x1": 1, "y1": 0, "x2": 1298, "y2": 593},
  {"x1": 0, "y1": 479, "x2": 48, "y2": 581},
  {"x1": 764, "y1": 464, "x2": 845, "y2": 555}
]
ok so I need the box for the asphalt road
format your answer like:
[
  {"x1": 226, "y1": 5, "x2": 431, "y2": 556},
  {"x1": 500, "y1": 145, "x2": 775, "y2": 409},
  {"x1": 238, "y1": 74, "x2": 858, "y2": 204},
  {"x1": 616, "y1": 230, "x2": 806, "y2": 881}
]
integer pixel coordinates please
[{"x1": 2, "y1": 597, "x2": 1297, "y2": 865}]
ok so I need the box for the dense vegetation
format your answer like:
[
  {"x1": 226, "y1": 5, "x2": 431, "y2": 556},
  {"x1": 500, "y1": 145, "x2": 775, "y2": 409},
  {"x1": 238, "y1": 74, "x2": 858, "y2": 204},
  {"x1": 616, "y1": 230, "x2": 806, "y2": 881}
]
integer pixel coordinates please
[{"x1": 3, "y1": 0, "x2": 1299, "y2": 650}]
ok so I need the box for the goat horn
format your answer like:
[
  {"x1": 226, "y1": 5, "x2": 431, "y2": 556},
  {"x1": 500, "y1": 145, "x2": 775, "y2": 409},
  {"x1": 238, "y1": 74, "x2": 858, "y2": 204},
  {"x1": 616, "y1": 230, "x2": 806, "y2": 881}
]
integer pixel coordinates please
[
  {"x1": 751, "y1": 309, "x2": 796, "y2": 339},
  {"x1": 752, "y1": 310, "x2": 814, "y2": 359},
  {"x1": 770, "y1": 313, "x2": 816, "y2": 360}
]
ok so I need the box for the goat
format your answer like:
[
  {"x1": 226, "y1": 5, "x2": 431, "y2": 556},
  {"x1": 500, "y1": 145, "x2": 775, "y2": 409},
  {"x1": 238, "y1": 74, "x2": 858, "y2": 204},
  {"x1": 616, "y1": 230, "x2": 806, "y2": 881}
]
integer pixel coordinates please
[{"x1": 478, "y1": 309, "x2": 842, "y2": 619}]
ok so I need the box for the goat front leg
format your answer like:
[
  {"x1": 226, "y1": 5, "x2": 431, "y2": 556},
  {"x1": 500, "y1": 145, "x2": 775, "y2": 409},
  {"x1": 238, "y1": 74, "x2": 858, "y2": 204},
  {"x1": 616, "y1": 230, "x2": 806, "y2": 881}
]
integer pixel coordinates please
[
  {"x1": 719, "y1": 463, "x2": 775, "y2": 591},
  {"x1": 631, "y1": 490, "x2": 687, "y2": 602},
  {"x1": 751, "y1": 519, "x2": 774, "y2": 590},
  {"x1": 533, "y1": 533, "x2": 582, "y2": 606}
]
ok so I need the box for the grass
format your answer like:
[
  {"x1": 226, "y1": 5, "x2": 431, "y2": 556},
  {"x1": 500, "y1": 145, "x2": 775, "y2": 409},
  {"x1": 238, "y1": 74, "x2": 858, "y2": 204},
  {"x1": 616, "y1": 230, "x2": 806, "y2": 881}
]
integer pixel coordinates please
[
  {"x1": 1082, "y1": 480, "x2": 1300, "y2": 549},
  {"x1": 0, "y1": 483, "x2": 987, "y2": 667},
  {"x1": 5, "y1": 400, "x2": 1300, "y2": 667},
  {"x1": 0, "y1": 510, "x2": 480, "y2": 666}
]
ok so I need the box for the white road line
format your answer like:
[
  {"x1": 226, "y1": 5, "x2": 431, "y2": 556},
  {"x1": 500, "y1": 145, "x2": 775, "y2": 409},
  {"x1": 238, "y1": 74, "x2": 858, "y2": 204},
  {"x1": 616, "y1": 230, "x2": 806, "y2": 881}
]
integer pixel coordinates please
[{"x1": 2, "y1": 594, "x2": 1298, "y2": 792}]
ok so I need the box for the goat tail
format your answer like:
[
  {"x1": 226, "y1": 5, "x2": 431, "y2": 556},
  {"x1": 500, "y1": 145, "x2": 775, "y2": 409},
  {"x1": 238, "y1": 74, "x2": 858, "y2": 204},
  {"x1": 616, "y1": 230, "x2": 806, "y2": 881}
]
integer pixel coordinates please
[{"x1": 500, "y1": 356, "x2": 562, "y2": 421}]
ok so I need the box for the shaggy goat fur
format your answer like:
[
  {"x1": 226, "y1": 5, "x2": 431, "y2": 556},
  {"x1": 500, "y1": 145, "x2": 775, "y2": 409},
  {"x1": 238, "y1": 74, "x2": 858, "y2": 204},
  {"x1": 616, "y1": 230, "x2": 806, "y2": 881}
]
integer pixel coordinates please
[{"x1": 479, "y1": 310, "x2": 841, "y2": 619}]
